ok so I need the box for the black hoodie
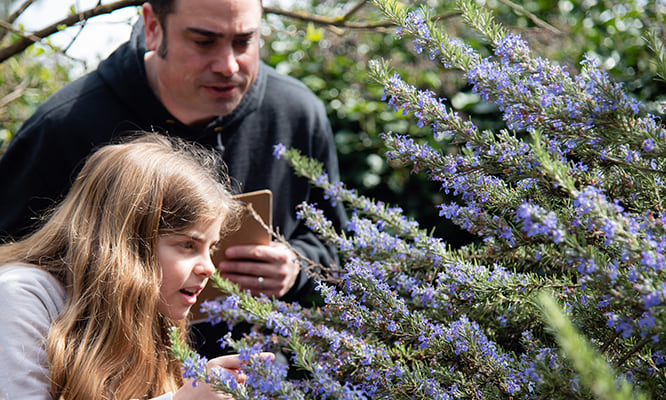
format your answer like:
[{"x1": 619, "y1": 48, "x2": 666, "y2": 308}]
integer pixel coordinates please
[{"x1": 0, "y1": 22, "x2": 346, "y2": 305}]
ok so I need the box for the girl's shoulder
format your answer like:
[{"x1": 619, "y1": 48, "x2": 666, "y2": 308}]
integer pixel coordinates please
[{"x1": 0, "y1": 263, "x2": 66, "y2": 313}]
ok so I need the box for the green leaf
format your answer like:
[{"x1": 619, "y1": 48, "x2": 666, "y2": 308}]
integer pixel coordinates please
[{"x1": 305, "y1": 23, "x2": 324, "y2": 43}]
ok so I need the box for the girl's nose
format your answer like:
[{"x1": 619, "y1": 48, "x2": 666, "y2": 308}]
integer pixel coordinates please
[{"x1": 197, "y1": 254, "x2": 216, "y2": 278}]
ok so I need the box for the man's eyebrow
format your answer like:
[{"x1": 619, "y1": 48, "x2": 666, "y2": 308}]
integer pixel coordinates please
[{"x1": 186, "y1": 27, "x2": 257, "y2": 38}]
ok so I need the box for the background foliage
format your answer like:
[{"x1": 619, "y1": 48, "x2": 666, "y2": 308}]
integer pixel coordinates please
[
  {"x1": 2, "y1": 0, "x2": 666, "y2": 398},
  {"x1": 1, "y1": 0, "x2": 665, "y2": 243}
]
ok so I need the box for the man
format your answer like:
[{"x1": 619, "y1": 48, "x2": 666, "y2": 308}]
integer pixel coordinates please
[{"x1": 0, "y1": 0, "x2": 346, "y2": 355}]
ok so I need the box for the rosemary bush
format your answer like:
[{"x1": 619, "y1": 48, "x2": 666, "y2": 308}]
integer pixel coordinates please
[{"x1": 171, "y1": 0, "x2": 666, "y2": 398}]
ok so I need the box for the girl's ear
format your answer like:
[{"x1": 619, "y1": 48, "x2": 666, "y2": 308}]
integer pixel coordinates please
[{"x1": 142, "y1": 3, "x2": 163, "y2": 52}]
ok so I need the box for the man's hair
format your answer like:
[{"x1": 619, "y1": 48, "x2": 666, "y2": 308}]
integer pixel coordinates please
[
  {"x1": 147, "y1": 0, "x2": 175, "y2": 57},
  {"x1": 0, "y1": 132, "x2": 240, "y2": 399},
  {"x1": 147, "y1": 0, "x2": 176, "y2": 30}
]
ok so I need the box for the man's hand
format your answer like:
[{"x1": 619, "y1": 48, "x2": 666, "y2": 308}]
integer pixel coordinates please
[{"x1": 217, "y1": 241, "x2": 300, "y2": 298}]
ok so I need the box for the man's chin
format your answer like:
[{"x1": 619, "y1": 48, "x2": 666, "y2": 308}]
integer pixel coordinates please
[
  {"x1": 178, "y1": 100, "x2": 241, "y2": 125},
  {"x1": 207, "y1": 100, "x2": 242, "y2": 117}
]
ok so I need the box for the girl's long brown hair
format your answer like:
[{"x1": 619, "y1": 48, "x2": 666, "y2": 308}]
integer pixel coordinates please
[{"x1": 0, "y1": 133, "x2": 239, "y2": 399}]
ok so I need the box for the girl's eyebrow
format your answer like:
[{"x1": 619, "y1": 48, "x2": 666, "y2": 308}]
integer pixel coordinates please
[
  {"x1": 170, "y1": 230, "x2": 221, "y2": 244},
  {"x1": 168, "y1": 231, "x2": 204, "y2": 241}
]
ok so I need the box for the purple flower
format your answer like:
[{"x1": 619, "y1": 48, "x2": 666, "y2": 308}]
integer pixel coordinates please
[
  {"x1": 642, "y1": 138, "x2": 655, "y2": 152},
  {"x1": 182, "y1": 354, "x2": 208, "y2": 386},
  {"x1": 272, "y1": 143, "x2": 287, "y2": 159}
]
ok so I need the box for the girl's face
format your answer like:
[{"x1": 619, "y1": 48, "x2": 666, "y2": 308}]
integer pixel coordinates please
[{"x1": 156, "y1": 217, "x2": 223, "y2": 320}]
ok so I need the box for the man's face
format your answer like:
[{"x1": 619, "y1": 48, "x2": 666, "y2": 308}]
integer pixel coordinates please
[{"x1": 143, "y1": 0, "x2": 262, "y2": 126}]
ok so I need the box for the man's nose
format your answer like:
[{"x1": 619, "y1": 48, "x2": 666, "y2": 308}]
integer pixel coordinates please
[{"x1": 211, "y1": 46, "x2": 239, "y2": 76}]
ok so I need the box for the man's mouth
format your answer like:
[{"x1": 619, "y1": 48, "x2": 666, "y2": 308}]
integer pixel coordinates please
[{"x1": 205, "y1": 85, "x2": 235, "y2": 95}]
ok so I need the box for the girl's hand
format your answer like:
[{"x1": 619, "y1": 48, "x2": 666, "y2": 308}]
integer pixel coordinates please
[
  {"x1": 172, "y1": 353, "x2": 275, "y2": 400},
  {"x1": 173, "y1": 355, "x2": 239, "y2": 400}
]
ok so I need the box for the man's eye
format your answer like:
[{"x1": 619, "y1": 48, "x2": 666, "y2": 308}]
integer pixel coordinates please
[
  {"x1": 234, "y1": 39, "x2": 252, "y2": 48},
  {"x1": 195, "y1": 39, "x2": 214, "y2": 47}
]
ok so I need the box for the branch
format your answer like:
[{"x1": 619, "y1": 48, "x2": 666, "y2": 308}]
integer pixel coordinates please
[
  {"x1": 263, "y1": 5, "x2": 396, "y2": 30},
  {"x1": 0, "y1": 1, "x2": 383, "y2": 63},
  {"x1": 0, "y1": 1, "x2": 456, "y2": 63},
  {"x1": 343, "y1": 0, "x2": 369, "y2": 20},
  {"x1": 0, "y1": 19, "x2": 42, "y2": 44},
  {"x1": 496, "y1": 0, "x2": 562, "y2": 35},
  {"x1": 264, "y1": 4, "x2": 460, "y2": 37},
  {"x1": 614, "y1": 336, "x2": 652, "y2": 368},
  {"x1": 0, "y1": 0, "x2": 37, "y2": 42},
  {"x1": 0, "y1": 78, "x2": 29, "y2": 109},
  {"x1": 0, "y1": 0, "x2": 144, "y2": 63}
]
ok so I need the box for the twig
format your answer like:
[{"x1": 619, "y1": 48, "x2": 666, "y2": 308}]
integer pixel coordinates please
[
  {"x1": 496, "y1": 0, "x2": 562, "y2": 35},
  {"x1": 0, "y1": 78, "x2": 29, "y2": 109},
  {"x1": 343, "y1": 0, "x2": 369, "y2": 20},
  {"x1": 0, "y1": 0, "x2": 144, "y2": 63},
  {"x1": 0, "y1": 0, "x2": 37, "y2": 41},
  {"x1": 264, "y1": 5, "x2": 395, "y2": 30},
  {"x1": 615, "y1": 336, "x2": 652, "y2": 367},
  {"x1": 7, "y1": 0, "x2": 36, "y2": 24},
  {"x1": 598, "y1": 329, "x2": 622, "y2": 353},
  {"x1": 0, "y1": 19, "x2": 42, "y2": 43},
  {"x1": 244, "y1": 202, "x2": 341, "y2": 283}
]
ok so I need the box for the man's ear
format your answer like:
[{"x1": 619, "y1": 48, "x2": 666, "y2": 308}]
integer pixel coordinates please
[{"x1": 142, "y1": 3, "x2": 162, "y2": 52}]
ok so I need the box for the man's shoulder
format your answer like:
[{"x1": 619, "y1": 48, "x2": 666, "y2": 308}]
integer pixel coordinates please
[
  {"x1": 262, "y1": 65, "x2": 321, "y2": 101},
  {"x1": 24, "y1": 71, "x2": 111, "y2": 127},
  {"x1": 14, "y1": 63, "x2": 143, "y2": 145}
]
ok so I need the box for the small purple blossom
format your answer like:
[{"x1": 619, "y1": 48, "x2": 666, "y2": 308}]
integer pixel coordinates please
[{"x1": 272, "y1": 143, "x2": 287, "y2": 159}]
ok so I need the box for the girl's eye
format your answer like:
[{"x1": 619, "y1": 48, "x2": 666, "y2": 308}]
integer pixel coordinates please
[{"x1": 180, "y1": 241, "x2": 195, "y2": 250}]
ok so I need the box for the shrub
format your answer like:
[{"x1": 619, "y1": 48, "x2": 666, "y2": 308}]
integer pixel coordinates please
[{"x1": 171, "y1": 0, "x2": 666, "y2": 398}]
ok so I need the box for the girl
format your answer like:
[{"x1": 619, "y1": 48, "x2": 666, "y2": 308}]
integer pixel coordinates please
[{"x1": 0, "y1": 133, "x2": 250, "y2": 399}]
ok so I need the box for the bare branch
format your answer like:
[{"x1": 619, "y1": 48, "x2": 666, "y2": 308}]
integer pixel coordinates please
[
  {"x1": 0, "y1": 0, "x2": 37, "y2": 42},
  {"x1": 263, "y1": 5, "x2": 395, "y2": 30},
  {"x1": 343, "y1": 0, "x2": 369, "y2": 20},
  {"x1": 0, "y1": 0, "x2": 454, "y2": 63},
  {"x1": 496, "y1": 0, "x2": 562, "y2": 35},
  {"x1": 0, "y1": 78, "x2": 29, "y2": 109},
  {"x1": 7, "y1": 0, "x2": 36, "y2": 23},
  {"x1": 264, "y1": 5, "x2": 459, "y2": 33},
  {"x1": 0, "y1": 0, "x2": 144, "y2": 63}
]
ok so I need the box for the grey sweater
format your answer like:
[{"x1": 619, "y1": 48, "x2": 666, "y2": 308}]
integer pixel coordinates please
[{"x1": 0, "y1": 264, "x2": 173, "y2": 400}]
